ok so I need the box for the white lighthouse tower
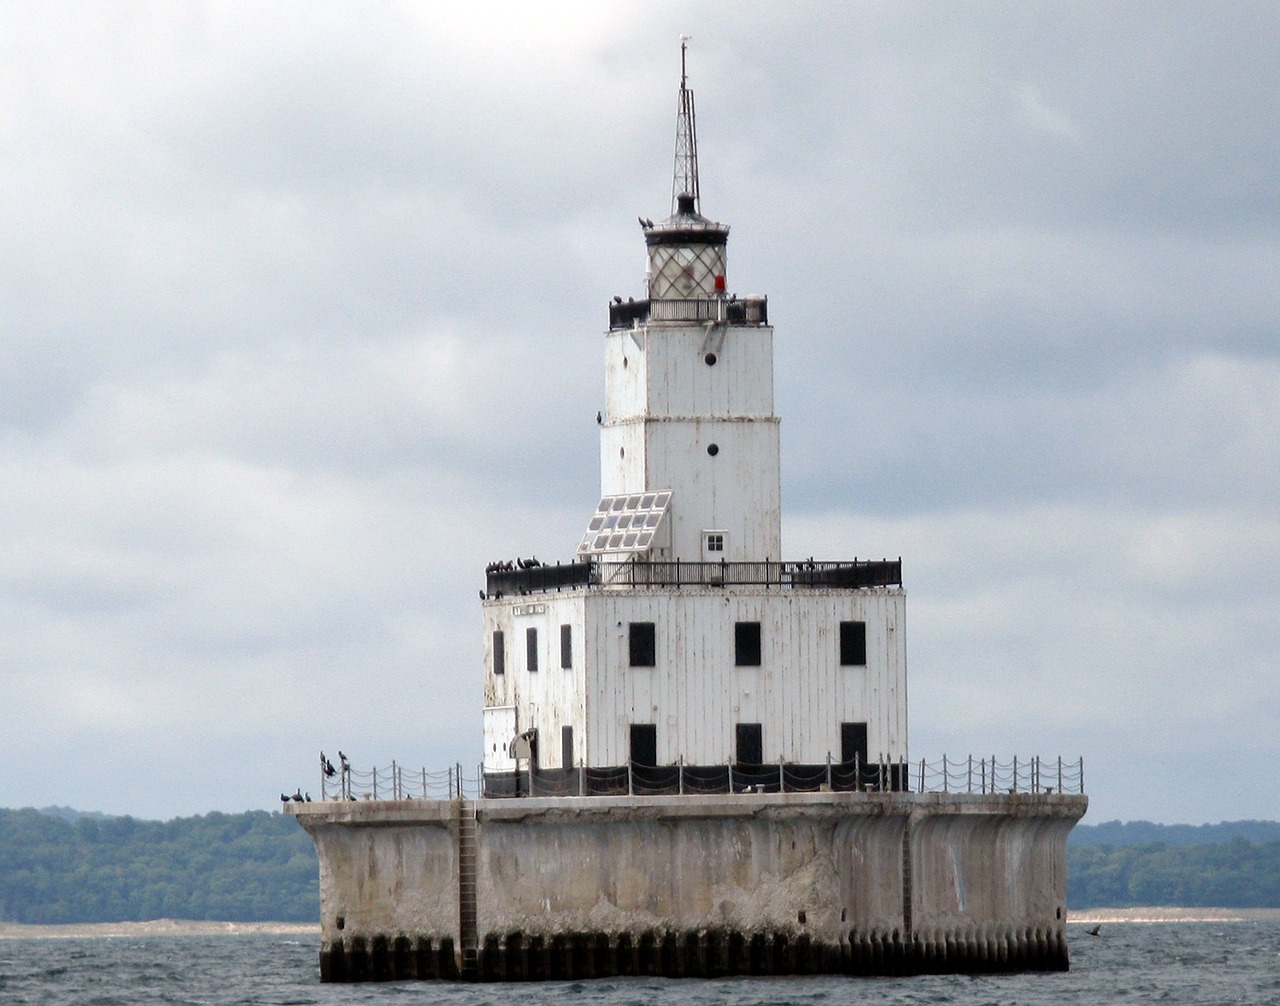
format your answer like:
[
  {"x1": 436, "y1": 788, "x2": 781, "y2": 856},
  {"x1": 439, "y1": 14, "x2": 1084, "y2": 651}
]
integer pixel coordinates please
[{"x1": 481, "y1": 46, "x2": 907, "y2": 788}]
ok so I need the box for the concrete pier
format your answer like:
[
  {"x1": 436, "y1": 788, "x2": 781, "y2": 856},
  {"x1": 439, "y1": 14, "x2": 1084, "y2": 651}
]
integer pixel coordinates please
[{"x1": 289, "y1": 790, "x2": 1085, "y2": 981}]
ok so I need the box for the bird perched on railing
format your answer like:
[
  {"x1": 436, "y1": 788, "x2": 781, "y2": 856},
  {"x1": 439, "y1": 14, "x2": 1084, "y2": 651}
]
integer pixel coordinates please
[
  {"x1": 291, "y1": 789, "x2": 304, "y2": 802},
  {"x1": 338, "y1": 751, "x2": 350, "y2": 772},
  {"x1": 320, "y1": 751, "x2": 336, "y2": 777}
]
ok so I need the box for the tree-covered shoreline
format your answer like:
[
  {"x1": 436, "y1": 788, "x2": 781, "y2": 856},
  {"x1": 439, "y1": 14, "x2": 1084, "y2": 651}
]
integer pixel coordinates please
[
  {"x1": 0, "y1": 807, "x2": 316, "y2": 924},
  {"x1": 4, "y1": 807, "x2": 1280, "y2": 923}
]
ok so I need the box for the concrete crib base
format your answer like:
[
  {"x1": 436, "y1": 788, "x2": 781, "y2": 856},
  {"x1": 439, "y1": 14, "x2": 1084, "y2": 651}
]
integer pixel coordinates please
[
  {"x1": 290, "y1": 791, "x2": 1086, "y2": 984},
  {"x1": 320, "y1": 927, "x2": 1069, "y2": 981}
]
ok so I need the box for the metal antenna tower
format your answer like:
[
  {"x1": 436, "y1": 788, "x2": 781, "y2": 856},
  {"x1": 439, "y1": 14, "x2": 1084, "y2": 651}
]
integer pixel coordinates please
[{"x1": 671, "y1": 36, "x2": 699, "y2": 215}]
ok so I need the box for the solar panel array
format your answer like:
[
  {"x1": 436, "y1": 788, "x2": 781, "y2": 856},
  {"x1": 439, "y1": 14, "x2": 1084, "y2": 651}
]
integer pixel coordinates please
[{"x1": 576, "y1": 491, "x2": 672, "y2": 556}]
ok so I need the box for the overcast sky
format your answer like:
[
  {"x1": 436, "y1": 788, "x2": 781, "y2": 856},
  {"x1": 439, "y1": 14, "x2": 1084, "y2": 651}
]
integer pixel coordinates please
[{"x1": 2, "y1": 2, "x2": 1277, "y2": 824}]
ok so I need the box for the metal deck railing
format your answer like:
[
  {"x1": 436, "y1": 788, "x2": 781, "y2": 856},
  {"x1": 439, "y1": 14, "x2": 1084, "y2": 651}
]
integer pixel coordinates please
[
  {"x1": 483, "y1": 558, "x2": 903, "y2": 599},
  {"x1": 305, "y1": 755, "x2": 1084, "y2": 803}
]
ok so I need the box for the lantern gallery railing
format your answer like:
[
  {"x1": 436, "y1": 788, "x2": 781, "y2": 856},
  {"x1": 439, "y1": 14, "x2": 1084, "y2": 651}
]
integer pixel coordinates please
[
  {"x1": 483, "y1": 558, "x2": 903, "y2": 599},
  {"x1": 608, "y1": 295, "x2": 768, "y2": 330},
  {"x1": 305, "y1": 756, "x2": 1083, "y2": 803}
]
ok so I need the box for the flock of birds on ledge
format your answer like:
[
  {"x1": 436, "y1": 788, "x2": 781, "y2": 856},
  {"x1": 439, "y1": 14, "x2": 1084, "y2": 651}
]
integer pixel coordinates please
[
  {"x1": 485, "y1": 557, "x2": 543, "y2": 573},
  {"x1": 481, "y1": 557, "x2": 546, "y2": 600},
  {"x1": 280, "y1": 750, "x2": 351, "y2": 804}
]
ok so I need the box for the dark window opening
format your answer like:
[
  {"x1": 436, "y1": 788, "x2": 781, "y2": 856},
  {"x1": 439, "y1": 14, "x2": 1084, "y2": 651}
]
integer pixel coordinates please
[
  {"x1": 630, "y1": 622, "x2": 656, "y2": 667},
  {"x1": 526, "y1": 627, "x2": 538, "y2": 672},
  {"x1": 704, "y1": 352, "x2": 717, "y2": 366},
  {"x1": 735, "y1": 621, "x2": 762, "y2": 666},
  {"x1": 561, "y1": 725, "x2": 575, "y2": 769},
  {"x1": 840, "y1": 621, "x2": 867, "y2": 666},
  {"x1": 841, "y1": 722, "x2": 868, "y2": 767},
  {"x1": 560, "y1": 624, "x2": 572, "y2": 669},
  {"x1": 707, "y1": 443, "x2": 719, "y2": 456},
  {"x1": 630, "y1": 724, "x2": 657, "y2": 767},
  {"x1": 736, "y1": 722, "x2": 763, "y2": 766},
  {"x1": 492, "y1": 630, "x2": 505, "y2": 676}
]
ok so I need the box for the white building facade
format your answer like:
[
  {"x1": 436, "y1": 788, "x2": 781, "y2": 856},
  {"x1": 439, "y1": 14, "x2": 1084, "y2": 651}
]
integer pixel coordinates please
[{"x1": 480, "y1": 66, "x2": 907, "y2": 791}]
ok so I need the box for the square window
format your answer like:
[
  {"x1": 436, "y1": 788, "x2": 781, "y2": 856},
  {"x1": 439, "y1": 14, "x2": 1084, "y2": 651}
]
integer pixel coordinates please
[
  {"x1": 735, "y1": 723, "x2": 763, "y2": 765},
  {"x1": 841, "y1": 722, "x2": 868, "y2": 766},
  {"x1": 840, "y1": 621, "x2": 867, "y2": 666},
  {"x1": 704, "y1": 531, "x2": 725, "y2": 552},
  {"x1": 735, "y1": 621, "x2": 762, "y2": 667},
  {"x1": 526, "y1": 626, "x2": 538, "y2": 672},
  {"x1": 561, "y1": 725, "x2": 575, "y2": 769},
  {"x1": 629, "y1": 622, "x2": 656, "y2": 667},
  {"x1": 630, "y1": 724, "x2": 657, "y2": 767}
]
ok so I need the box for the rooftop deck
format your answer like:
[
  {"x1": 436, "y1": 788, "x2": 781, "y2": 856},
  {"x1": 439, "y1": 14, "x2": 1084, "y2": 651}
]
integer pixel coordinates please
[
  {"x1": 608, "y1": 295, "x2": 768, "y2": 329},
  {"x1": 483, "y1": 558, "x2": 902, "y2": 599}
]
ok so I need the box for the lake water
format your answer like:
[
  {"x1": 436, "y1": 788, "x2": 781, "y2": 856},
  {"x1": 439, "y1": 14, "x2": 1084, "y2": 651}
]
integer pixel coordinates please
[{"x1": 2, "y1": 922, "x2": 1279, "y2": 1005}]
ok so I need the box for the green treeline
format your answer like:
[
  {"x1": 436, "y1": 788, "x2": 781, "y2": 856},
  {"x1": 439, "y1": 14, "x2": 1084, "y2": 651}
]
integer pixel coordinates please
[
  {"x1": 0, "y1": 807, "x2": 317, "y2": 924},
  {"x1": 1068, "y1": 838, "x2": 1280, "y2": 908}
]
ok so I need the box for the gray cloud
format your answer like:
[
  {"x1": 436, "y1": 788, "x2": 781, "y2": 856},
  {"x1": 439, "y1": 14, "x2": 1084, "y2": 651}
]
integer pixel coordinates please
[{"x1": 1, "y1": 3, "x2": 1276, "y2": 822}]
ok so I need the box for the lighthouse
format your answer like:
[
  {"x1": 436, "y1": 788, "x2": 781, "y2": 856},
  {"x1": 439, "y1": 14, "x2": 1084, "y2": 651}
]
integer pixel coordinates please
[
  {"x1": 289, "y1": 48, "x2": 1086, "y2": 983},
  {"x1": 480, "y1": 45, "x2": 907, "y2": 790}
]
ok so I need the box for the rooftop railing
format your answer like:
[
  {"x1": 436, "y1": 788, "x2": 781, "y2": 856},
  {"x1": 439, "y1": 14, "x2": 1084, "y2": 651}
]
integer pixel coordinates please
[
  {"x1": 608, "y1": 295, "x2": 768, "y2": 330},
  {"x1": 484, "y1": 558, "x2": 902, "y2": 599},
  {"x1": 303, "y1": 755, "x2": 1084, "y2": 804}
]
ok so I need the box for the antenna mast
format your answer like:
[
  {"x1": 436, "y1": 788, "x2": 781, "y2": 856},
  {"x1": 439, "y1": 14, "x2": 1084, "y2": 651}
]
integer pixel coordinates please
[{"x1": 671, "y1": 36, "x2": 699, "y2": 215}]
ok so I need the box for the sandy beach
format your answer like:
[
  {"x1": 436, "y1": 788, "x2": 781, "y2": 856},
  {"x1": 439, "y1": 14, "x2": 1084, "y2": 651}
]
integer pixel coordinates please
[
  {"x1": 5, "y1": 909, "x2": 1280, "y2": 939},
  {"x1": 1069, "y1": 907, "x2": 1280, "y2": 924},
  {"x1": 0, "y1": 919, "x2": 318, "y2": 940}
]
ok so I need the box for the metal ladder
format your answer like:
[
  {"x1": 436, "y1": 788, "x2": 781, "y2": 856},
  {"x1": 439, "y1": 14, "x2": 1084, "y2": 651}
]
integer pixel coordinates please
[{"x1": 457, "y1": 799, "x2": 479, "y2": 979}]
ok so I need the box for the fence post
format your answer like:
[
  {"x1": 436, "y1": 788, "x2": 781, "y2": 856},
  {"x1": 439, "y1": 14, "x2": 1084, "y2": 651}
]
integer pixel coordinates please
[
  {"x1": 778, "y1": 757, "x2": 785, "y2": 794},
  {"x1": 392, "y1": 760, "x2": 399, "y2": 800},
  {"x1": 372, "y1": 767, "x2": 378, "y2": 801},
  {"x1": 627, "y1": 760, "x2": 633, "y2": 797},
  {"x1": 1012, "y1": 755, "x2": 1018, "y2": 794},
  {"x1": 1057, "y1": 756, "x2": 1063, "y2": 794},
  {"x1": 578, "y1": 759, "x2": 585, "y2": 797},
  {"x1": 942, "y1": 754, "x2": 948, "y2": 793},
  {"x1": 1079, "y1": 756, "x2": 1084, "y2": 794},
  {"x1": 678, "y1": 755, "x2": 684, "y2": 796},
  {"x1": 728, "y1": 756, "x2": 734, "y2": 794},
  {"x1": 826, "y1": 752, "x2": 832, "y2": 791},
  {"x1": 878, "y1": 753, "x2": 885, "y2": 792},
  {"x1": 967, "y1": 755, "x2": 973, "y2": 794},
  {"x1": 918, "y1": 758, "x2": 924, "y2": 793}
]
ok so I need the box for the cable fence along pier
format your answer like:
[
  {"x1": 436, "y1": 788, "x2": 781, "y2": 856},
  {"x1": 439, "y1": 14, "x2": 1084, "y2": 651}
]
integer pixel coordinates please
[{"x1": 317, "y1": 755, "x2": 1083, "y2": 802}]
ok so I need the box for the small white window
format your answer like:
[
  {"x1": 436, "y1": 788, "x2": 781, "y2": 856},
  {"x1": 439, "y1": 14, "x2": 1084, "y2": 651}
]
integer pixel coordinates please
[{"x1": 703, "y1": 531, "x2": 726, "y2": 557}]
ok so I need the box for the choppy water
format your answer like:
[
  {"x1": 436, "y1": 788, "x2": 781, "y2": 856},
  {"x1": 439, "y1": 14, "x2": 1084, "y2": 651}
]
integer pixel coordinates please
[{"x1": 1, "y1": 923, "x2": 1279, "y2": 1005}]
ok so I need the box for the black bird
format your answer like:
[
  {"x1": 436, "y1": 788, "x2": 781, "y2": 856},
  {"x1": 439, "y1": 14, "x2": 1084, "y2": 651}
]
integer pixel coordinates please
[
  {"x1": 613, "y1": 295, "x2": 623, "y2": 304},
  {"x1": 280, "y1": 793, "x2": 290, "y2": 803},
  {"x1": 321, "y1": 752, "x2": 336, "y2": 777},
  {"x1": 637, "y1": 216, "x2": 648, "y2": 229},
  {"x1": 596, "y1": 411, "x2": 603, "y2": 424},
  {"x1": 291, "y1": 789, "x2": 304, "y2": 802},
  {"x1": 305, "y1": 793, "x2": 313, "y2": 802},
  {"x1": 338, "y1": 751, "x2": 350, "y2": 771},
  {"x1": 1086, "y1": 925, "x2": 1101, "y2": 937},
  {"x1": 478, "y1": 590, "x2": 486, "y2": 600}
]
